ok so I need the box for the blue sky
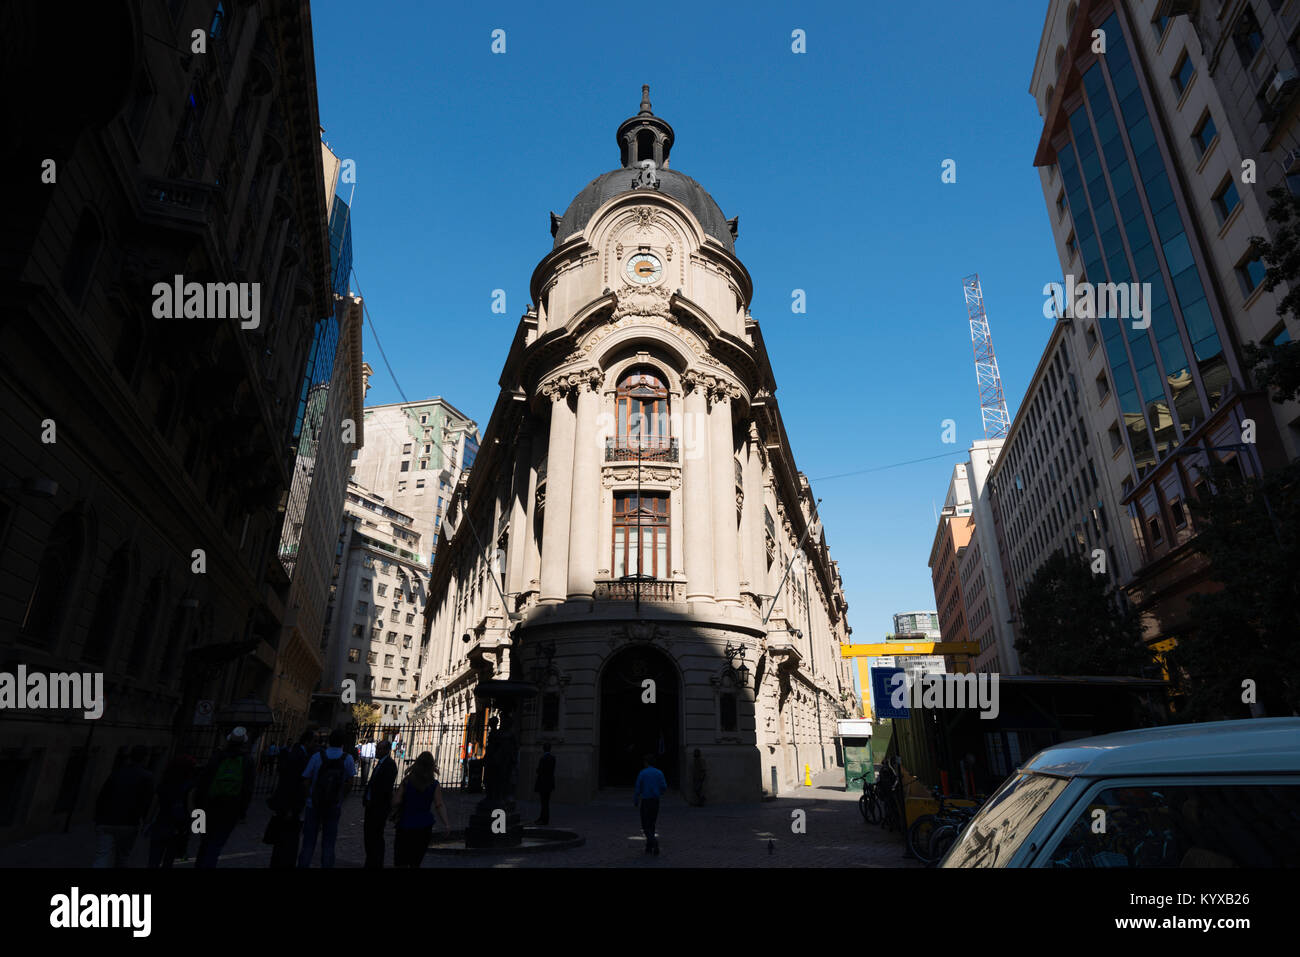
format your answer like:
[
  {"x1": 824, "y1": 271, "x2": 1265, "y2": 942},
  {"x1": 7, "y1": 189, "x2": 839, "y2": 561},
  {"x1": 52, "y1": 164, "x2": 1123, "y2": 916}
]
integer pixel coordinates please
[{"x1": 311, "y1": 1, "x2": 1061, "y2": 645}]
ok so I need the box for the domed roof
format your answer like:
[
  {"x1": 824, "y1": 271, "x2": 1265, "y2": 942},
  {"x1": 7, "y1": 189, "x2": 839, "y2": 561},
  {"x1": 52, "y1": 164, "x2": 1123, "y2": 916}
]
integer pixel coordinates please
[
  {"x1": 551, "y1": 85, "x2": 735, "y2": 253},
  {"x1": 553, "y1": 167, "x2": 734, "y2": 252}
]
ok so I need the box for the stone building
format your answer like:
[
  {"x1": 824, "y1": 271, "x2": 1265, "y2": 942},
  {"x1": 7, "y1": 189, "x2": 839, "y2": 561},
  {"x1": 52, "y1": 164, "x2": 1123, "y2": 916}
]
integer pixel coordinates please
[
  {"x1": 0, "y1": 0, "x2": 332, "y2": 840},
  {"x1": 349, "y1": 397, "x2": 479, "y2": 559},
  {"x1": 413, "y1": 89, "x2": 854, "y2": 801},
  {"x1": 267, "y1": 138, "x2": 366, "y2": 736},
  {"x1": 314, "y1": 482, "x2": 430, "y2": 728}
]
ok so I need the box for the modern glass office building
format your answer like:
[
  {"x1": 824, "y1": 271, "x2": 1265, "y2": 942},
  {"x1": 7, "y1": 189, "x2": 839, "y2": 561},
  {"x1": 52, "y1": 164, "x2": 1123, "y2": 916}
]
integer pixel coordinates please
[{"x1": 1054, "y1": 10, "x2": 1234, "y2": 480}]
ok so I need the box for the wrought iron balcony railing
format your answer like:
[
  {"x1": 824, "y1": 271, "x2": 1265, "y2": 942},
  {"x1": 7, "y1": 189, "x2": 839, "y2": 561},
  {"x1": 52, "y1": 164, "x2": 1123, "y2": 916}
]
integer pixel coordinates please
[{"x1": 605, "y1": 436, "x2": 679, "y2": 463}]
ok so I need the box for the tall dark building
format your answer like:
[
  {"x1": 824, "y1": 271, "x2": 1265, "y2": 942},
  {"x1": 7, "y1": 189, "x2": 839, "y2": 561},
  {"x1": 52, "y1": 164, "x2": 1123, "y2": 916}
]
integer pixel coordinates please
[{"x1": 0, "y1": 0, "x2": 333, "y2": 841}]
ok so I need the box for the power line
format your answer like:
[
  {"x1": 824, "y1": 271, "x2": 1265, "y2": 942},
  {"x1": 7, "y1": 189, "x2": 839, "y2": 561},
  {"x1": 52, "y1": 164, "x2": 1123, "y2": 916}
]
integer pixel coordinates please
[
  {"x1": 348, "y1": 263, "x2": 409, "y2": 405},
  {"x1": 810, "y1": 448, "x2": 968, "y2": 483}
]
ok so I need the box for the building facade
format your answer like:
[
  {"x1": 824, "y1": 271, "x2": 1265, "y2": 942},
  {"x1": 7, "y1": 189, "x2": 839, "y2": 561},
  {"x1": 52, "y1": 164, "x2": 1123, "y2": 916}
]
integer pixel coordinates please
[
  {"x1": 315, "y1": 482, "x2": 430, "y2": 727},
  {"x1": 892, "y1": 611, "x2": 942, "y2": 639},
  {"x1": 0, "y1": 0, "x2": 331, "y2": 840},
  {"x1": 413, "y1": 89, "x2": 854, "y2": 801},
  {"x1": 929, "y1": 465, "x2": 975, "y2": 654},
  {"x1": 1031, "y1": 0, "x2": 1299, "y2": 655},
  {"x1": 349, "y1": 398, "x2": 479, "y2": 560},
  {"x1": 269, "y1": 141, "x2": 366, "y2": 736}
]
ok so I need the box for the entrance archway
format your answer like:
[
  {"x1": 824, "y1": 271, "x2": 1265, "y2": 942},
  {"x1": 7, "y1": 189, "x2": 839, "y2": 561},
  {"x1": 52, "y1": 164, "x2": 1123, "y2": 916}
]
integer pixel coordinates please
[{"x1": 598, "y1": 644, "x2": 680, "y2": 788}]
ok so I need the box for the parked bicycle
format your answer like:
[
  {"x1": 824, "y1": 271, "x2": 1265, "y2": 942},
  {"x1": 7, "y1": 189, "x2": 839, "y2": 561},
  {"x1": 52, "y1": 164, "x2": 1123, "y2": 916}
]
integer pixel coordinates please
[
  {"x1": 854, "y1": 774, "x2": 883, "y2": 825},
  {"x1": 907, "y1": 786, "x2": 982, "y2": 865}
]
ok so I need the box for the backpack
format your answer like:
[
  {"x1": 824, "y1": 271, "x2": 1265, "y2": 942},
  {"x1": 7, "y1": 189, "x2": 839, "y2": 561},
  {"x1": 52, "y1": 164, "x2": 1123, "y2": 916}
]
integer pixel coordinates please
[
  {"x1": 312, "y1": 753, "x2": 347, "y2": 808},
  {"x1": 208, "y1": 756, "x2": 245, "y2": 800}
]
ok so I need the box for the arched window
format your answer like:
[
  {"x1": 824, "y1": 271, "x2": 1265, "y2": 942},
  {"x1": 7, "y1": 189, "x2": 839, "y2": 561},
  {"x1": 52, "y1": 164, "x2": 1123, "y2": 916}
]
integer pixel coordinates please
[
  {"x1": 21, "y1": 511, "x2": 86, "y2": 645},
  {"x1": 126, "y1": 575, "x2": 165, "y2": 671},
  {"x1": 614, "y1": 368, "x2": 671, "y2": 457},
  {"x1": 1066, "y1": 2, "x2": 1078, "y2": 32},
  {"x1": 82, "y1": 548, "x2": 132, "y2": 663},
  {"x1": 1055, "y1": 45, "x2": 1066, "y2": 78}
]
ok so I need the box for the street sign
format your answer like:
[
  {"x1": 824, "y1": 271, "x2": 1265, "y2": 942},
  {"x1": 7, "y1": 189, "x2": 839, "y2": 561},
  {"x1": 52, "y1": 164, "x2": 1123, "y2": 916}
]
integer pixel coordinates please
[
  {"x1": 193, "y1": 699, "x2": 214, "y2": 726},
  {"x1": 871, "y1": 667, "x2": 908, "y2": 719}
]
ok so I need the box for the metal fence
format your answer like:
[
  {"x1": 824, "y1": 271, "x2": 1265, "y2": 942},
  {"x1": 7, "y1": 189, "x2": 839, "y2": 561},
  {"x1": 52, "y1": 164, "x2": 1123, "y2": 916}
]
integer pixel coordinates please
[{"x1": 245, "y1": 722, "x2": 472, "y2": 795}]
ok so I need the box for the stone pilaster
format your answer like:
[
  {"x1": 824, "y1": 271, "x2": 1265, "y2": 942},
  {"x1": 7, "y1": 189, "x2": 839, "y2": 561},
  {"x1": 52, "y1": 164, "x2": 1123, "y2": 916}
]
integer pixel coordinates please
[
  {"x1": 682, "y1": 372, "x2": 713, "y2": 601},
  {"x1": 538, "y1": 375, "x2": 578, "y2": 602},
  {"x1": 567, "y1": 369, "x2": 603, "y2": 598}
]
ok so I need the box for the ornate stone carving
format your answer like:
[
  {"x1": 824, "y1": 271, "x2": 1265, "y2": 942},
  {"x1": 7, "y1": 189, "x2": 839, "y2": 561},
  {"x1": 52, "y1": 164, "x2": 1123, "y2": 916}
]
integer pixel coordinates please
[
  {"x1": 611, "y1": 283, "x2": 672, "y2": 321},
  {"x1": 631, "y1": 160, "x2": 661, "y2": 190},
  {"x1": 665, "y1": 243, "x2": 673, "y2": 261},
  {"x1": 633, "y1": 206, "x2": 656, "y2": 231},
  {"x1": 613, "y1": 620, "x2": 667, "y2": 643},
  {"x1": 682, "y1": 370, "x2": 743, "y2": 403},
  {"x1": 539, "y1": 366, "x2": 603, "y2": 399},
  {"x1": 602, "y1": 465, "x2": 680, "y2": 488}
]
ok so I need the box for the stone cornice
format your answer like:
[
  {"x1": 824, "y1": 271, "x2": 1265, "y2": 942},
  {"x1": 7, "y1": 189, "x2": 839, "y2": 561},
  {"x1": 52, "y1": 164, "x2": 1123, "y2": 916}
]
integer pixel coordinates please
[{"x1": 683, "y1": 369, "x2": 742, "y2": 402}]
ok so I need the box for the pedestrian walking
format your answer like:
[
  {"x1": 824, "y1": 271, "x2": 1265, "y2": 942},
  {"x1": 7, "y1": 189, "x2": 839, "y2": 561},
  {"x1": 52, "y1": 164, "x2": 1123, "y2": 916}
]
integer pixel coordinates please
[
  {"x1": 194, "y1": 728, "x2": 256, "y2": 868},
  {"x1": 147, "y1": 754, "x2": 196, "y2": 868},
  {"x1": 633, "y1": 753, "x2": 667, "y2": 855},
  {"x1": 363, "y1": 740, "x2": 398, "y2": 868},
  {"x1": 391, "y1": 752, "x2": 449, "y2": 868},
  {"x1": 266, "y1": 742, "x2": 279, "y2": 775},
  {"x1": 298, "y1": 729, "x2": 356, "y2": 868},
  {"x1": 93, "y1": 744, "x2": 154, "y2": 867},
  {"x1": 691, "y1": 749, "x2": 707, "y2": 806},
  {"x1": 266, "y1": 729, "x2": 314, "y2": 868},
  {"x1": 533, "y1": 744, "x2": 556, "y2": 825}
]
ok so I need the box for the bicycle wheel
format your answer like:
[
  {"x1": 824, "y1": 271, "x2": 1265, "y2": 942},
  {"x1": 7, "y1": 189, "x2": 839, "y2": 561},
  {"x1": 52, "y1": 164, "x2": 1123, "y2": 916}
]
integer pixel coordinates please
[
  {"x1": 864, "y1": 791, "x2": 882, "y2": 825},
  {"x1": 907, "y1": 814, "x2": 940, "y2": 863},
  {"x1": 858, "y1": 793, "x2": 870, "y2": 822},
  {"x1": 928, "y1": 824, "x2": 959, "y2": 865}
]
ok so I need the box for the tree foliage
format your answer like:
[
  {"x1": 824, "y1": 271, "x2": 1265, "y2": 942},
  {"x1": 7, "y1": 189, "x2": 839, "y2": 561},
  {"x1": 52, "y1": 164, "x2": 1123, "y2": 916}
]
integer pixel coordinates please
[
  {"x1": 1170, "y1": 462, "x2": 1300, "y2": 721},
  {"x1": 351, "y1": 702, "x2": 381, "y2": 730},
  {"x1": 1015, "y1": 550, "x2": 1151, "y2": 677},
  {"x1": 1246, "y1": 187, "x2": 1300, "y2": 404}
]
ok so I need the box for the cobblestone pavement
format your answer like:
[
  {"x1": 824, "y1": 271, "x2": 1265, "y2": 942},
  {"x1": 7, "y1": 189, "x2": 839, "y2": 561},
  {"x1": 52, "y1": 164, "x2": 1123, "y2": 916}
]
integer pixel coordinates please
[{"x1": 0, "y1": 768, "x2": 920, "y2": 869}]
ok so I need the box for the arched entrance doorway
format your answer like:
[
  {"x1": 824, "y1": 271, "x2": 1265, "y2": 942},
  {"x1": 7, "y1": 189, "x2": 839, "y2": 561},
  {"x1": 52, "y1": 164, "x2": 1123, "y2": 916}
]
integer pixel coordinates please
[{"x1": 599, "y1": 645, "x2": 680, "y2": 788}]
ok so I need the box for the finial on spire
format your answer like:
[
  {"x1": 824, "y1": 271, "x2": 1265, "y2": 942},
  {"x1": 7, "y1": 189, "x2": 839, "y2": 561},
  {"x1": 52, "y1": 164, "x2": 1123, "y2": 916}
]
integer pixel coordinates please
[{"x1": 639, "y1": 84, "x2": 652, "y2": 115}]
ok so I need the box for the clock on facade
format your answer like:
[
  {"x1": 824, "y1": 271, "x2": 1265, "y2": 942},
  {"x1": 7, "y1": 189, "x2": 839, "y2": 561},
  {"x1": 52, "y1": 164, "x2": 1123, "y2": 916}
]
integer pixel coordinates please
[{"x1": 625, "y1": 252, "x2": 663, "y2": 284}]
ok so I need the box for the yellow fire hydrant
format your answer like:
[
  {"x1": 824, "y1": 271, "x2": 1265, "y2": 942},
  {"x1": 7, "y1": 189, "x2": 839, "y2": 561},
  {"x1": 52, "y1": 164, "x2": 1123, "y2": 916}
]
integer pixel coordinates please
[{"x1": 804, "y1": 764, "x2": 812, "y2": 786}]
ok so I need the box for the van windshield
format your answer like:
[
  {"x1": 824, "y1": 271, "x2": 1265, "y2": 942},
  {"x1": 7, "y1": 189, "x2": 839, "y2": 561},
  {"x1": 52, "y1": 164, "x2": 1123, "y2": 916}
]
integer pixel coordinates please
[{"x1": 940, "y1": 770, "x2": 1071, "y2": 868}]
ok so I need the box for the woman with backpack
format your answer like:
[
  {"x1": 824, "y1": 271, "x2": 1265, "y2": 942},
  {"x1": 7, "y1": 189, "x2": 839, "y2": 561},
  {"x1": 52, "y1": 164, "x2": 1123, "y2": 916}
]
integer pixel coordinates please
[{"x1": 391, "y1": 752, "x2": 450, "y2": 868}]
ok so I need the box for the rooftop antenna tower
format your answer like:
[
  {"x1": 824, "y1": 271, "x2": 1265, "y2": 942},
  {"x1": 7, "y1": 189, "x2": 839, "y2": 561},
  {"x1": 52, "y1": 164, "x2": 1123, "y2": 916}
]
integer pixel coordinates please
[{"x1": 961, "y1": 273, "x2": 1011, "y2": 440}]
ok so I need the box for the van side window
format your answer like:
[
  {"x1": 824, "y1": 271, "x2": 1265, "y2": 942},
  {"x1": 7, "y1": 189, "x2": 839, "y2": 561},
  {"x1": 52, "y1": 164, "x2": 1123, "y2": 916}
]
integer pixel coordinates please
[{"x1": 1045, "y1": 783, "x2": 1300, "y2": 867}]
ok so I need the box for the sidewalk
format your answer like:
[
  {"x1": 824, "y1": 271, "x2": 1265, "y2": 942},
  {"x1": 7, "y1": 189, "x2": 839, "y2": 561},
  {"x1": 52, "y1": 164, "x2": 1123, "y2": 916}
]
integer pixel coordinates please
[{"x1": 0, "y1": 767, "x2": 916, "y2": 868}]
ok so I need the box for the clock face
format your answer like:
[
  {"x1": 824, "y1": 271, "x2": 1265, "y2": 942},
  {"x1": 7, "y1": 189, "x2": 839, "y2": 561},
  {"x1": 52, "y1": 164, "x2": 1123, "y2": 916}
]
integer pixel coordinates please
[{"x1": 626, "y1": 252, "x2": 663, "y2": 285}]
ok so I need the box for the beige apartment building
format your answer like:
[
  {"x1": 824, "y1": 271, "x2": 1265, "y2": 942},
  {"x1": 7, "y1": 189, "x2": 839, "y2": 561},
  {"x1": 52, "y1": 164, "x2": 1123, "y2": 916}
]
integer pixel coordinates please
[
  {"x1": 316, "y1": 482, "x2": 430, "y2": 727},
  {"x1": 350, "y1": 398, "x2": 479, "y2": 559},
  {"x1": 413, "y1": 89, "x2": 855, "y2": 801},
  {"x1": 1030, "y1": 0, "x2": 1299, "y2": 655}
]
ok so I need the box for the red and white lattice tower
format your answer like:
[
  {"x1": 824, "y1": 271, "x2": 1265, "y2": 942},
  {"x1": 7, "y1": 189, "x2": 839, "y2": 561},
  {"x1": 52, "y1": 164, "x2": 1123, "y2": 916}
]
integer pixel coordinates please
[{"x1": 962, "y1": 273, "x2": 1011, "y2": 440}]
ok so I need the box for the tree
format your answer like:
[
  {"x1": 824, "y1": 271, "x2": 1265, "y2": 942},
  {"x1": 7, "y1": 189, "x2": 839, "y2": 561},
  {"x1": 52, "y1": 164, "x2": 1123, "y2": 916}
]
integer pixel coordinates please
[
  {"x1": 1246, "y1": 187, "x2": 1300, "y2": 405},
  {"x1": 1015, "y1": 550, "x2": 1151, "y2": 677},
  {"x1": 1169, "y1": 462, "x2": 1300, "y2": 721},
  {"x1": 351, "y1": 702, "x2": 381, "y2": 731}
]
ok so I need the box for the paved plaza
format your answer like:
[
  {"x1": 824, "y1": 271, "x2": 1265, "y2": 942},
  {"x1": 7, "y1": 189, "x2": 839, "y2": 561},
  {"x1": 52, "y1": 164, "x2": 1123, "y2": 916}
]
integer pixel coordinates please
[{"x1": 0, "y1": 768, "x2": 919, "y2": 869}]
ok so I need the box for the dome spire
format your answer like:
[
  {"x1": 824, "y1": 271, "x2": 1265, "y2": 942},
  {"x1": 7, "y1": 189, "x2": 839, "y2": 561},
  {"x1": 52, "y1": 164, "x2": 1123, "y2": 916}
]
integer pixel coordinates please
[{"x1": 616, "y1": 84, "x2": 674, "y2": 169}]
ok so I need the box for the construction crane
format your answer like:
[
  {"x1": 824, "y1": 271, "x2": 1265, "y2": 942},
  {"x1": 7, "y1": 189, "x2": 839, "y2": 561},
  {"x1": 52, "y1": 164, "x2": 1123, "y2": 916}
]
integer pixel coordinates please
[{"x1": 961, "y1": 273, "x2": 1011, "y2": 440}]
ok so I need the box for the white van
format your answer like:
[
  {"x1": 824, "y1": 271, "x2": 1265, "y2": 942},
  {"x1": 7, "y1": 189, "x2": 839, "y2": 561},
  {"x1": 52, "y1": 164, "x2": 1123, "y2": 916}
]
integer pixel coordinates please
[{"x1": 939, "y1": 717, "x2": 1300, "y2": 868}]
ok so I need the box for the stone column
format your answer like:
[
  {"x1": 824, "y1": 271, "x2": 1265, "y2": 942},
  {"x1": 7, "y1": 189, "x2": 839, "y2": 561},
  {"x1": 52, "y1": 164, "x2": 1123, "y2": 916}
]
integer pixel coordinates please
[
  {"x1": 710, "y1": 384, "x2": 741, "y2": 604},
  {"x1": 504, "y1": 420, "x2": 532, "y2": 601},
  {"x1": 740, "y1": 424, "x2": 764, "y2": 608},
  {"x1": 539, "y1": 379, "x2": 576, "y2": 603},
  {"x1": 682, "y1": 372, "x2": 714, "y2": 601},
  {"x1": 522, "y1": 427, "x2": 546, "y2": 597},
  {"x1": 567, "y1": 370, "x2": 602, "y2": 599}
]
